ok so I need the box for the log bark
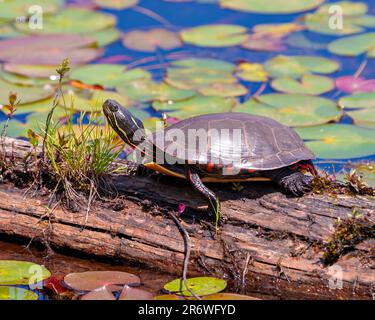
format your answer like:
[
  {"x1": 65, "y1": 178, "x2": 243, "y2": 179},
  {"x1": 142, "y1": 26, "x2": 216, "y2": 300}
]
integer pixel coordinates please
[{"x1": 0, "y1": 137, "x2": 374, "y2": 299}]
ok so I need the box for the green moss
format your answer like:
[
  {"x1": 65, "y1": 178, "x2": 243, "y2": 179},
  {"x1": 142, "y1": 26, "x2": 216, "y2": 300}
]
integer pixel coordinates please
[{"x1": 323, "y1": 209, "x2": 375, "y2": 265}]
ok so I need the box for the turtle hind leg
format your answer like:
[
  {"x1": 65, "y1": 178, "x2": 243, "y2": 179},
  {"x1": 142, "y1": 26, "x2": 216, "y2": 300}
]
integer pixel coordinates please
[
  {"x1": 185, "y1": 166, "x2": 226, "y2": 226},
  {"x1": 264, "y1": 167, "x2": 313, "y2": 196}
]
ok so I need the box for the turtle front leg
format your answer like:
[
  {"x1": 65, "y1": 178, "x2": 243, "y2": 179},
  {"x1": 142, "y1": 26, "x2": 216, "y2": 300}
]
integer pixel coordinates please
[
  {"x1": 264, "y1": 167, "x2": 313, "y2": 196},
  {"x1": 185, "y1": 167, "x2": 226, "y2": 226}
]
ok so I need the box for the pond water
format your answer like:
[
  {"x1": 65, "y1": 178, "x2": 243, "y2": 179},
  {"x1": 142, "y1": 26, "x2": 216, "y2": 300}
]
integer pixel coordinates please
[{"x1": 0, "y1": 0, "x2": 374, "y2": 300}]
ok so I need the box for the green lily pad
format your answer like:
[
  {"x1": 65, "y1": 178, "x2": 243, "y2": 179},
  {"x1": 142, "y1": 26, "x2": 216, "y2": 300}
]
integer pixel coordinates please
[
  {"x1": 164, "y1": 277, "x2": 227, "y2": 297},
  {"x1": 3, "y1": 64, "x2": 60, "y2": 79},
  {"x1": 236, "y1": 94, "x2": 341, "y2": 127},
  {"x1": 0, "y1": 0, "x2": 63, "y2": 19},
  {"x1": 123, "y1": 28, "x2": 182, "y2": 52},
  {"x1": 89, "y1": 28, "x2": 121, "y2": 47},
  {"x1": 0, "y1": 78, "x2": 55, "y2": 105},
  {"x1": 117, "y1": 78, "x2": 195, "y2": 102},
  {"x1": 0, "y1": 120, "x2": 27, "y2": 138},
  {"x1": 198, "y1": 83, "x2": 247, "y2": 97},
  {"x1": 236, "y1": 62, "x2": 268, "y2": 82},
  {"x1": 347, "y1": 108, "x2": 375, "y2": 125},
  {"x1": 295, "y1": 124, "x2": 375, "y2": 159},
  {"x1": 180, "y1": 24, "x2": 248, "y2": 47},
  {"x1": 339, "y1": 92, "x2": 375, "y2": 109},
  {"x1": 15, "y1": 8, "x2": 116, "y2": 34},
  {"x1": 94, "y1": 0, "x2": 138, "y2": 10},
  {"x1": 165, "y1": 59, "x2": 237, "y2": 90},
  {"x1": 0, "y1": 24, "x2": 24, "y2": 38},
  {"x1": 271, "y1": 74, "x2": 335, "y2": 95},
  {"x1": 0, "y1": 71, "x2": 57, "y2": 87},
  {"x1": 0, "y1": 286, "x2": 38, "y2": 300},
  {"x1": 265, "y1": 55, "x2": 340, "y2": 78},
  {"x1": 219, "y1": 0, "x2": 324, "y2": 14},
  {"x1": 12, "y1": 99, "x2": 55, "y2": 115},
  {"x1": 153, "y1": 95, "x2": 237, "y2": 119},
  {"x1": 0, "y1": 260, "x2": 51, "y2": 285},
  {"x1": 328, "y1": 33, "x2": 375, "y2": 57},
  {"x1": 71, "y1": 65, "x2": 151, "y2": 88}
]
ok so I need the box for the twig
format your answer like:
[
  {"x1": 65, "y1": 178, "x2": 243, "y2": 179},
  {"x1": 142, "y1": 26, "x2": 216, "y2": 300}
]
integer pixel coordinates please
[{"x1": 166, "y1": 210, "x2": 202, "y2": 300}]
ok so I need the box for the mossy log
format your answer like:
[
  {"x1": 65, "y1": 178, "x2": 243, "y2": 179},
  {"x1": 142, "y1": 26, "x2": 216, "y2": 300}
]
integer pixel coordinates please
[{"x1": 0, "y1": 137, "x2": 374, "y2": 299}]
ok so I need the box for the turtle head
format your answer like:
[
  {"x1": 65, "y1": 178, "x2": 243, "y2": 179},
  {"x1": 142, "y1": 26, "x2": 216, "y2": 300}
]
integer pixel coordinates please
[{"x1": 103, "y1": 99, "x2": 145, "y2": 148}]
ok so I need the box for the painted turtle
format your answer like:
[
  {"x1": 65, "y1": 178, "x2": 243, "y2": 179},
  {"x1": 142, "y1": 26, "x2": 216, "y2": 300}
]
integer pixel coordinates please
[{"x1": 103, "y1": 99, "x2": 317, "y2": 223}]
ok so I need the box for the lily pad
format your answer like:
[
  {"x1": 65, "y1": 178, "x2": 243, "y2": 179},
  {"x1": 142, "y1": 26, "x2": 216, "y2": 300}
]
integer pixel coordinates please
[
  {"x1": 236, "y1": 94, "x2": 341, "y2": 127},
  {"x1": 89, "y1": 28, "x2": 121, "y2": 47},
  {"x1": 0, "y1": 71, "x2": 58, "y2": 87},
  {"x1": 236, "y1": 62, "x2": 268, "y2": 82},
  {"x1": 94, "y1": 0, "x2": 139, "y2": 10},
  {"x1": 0, "y1": 260, "x2": 51, "y2": 285},
  {"x1": 15, "y1": 8, "x2": 116, "y2": 34},
  {"x1": 71, "y1": 66, "x2": 150, "y2": 89},
  {"x1": 119, "y1": 285, "x2": 154, "y2": 300},
  {"x1": 80, "y1": 286, "x2": 116, "y2": 300},
  {"x1": 347, "y1": 108, "x2": 375, "y2": 124},
  {"x1": 328, "y1": 33, "x2": 375, "y2": 57},
  {"x1": 265, "y1": 55, "x2": 340, "y2": 78},
  {"x1": 123, "y1": 28, "x2": 182, "y2": 52},
  {"x1": 0, "y1": 286, "x2": 38, "y2": 300},
  {"x1": 219, "y1": 0, "x2": 324, "y2": 14},
  {"x1": 117, "y1": 78, "x2": 195, "y2": 102},
  {"x1": 153, "y1": 95, "x2": 236, "y2": 119},
  {"x1": 271, "y1": 74, "x2": 335, "y2": 95},
  {"x1": 163, "y1": 277, "x2": 227, "y2": 297},
  {"x1": 0, "y1": 0, "x2": 63, "y2": 19},
  {"x1": 170, "y1": 58, "x2": 235, "y2": 72},
  {"x1": 180, "y1": 24, "x2": 248, "y2": 47},
  {"x1": 25, "y1": 108, "x2": 72, "y2": 131},
  {"x1": 295, "y1": 124, "x2": 375, "y2": 159},
  {"x1": 0, "y1": 78, "x2": 55, "y2": 104},
  {"x1": 198, "y1": 83, "x2": 247, "y2": 97},
  {"x1": 0, "y1": 120, "x2": 27, "y2": 137},
  {"x1": 12, "y1": 99, "x2": 55, "y2": 115},
  {"x1": 63, "y1": 271, "x2": 141, "y2": 292},
  {"x1": 0, "y1": 24, "x2": 24, "y2": 38},
  {"x1": 3, "y1": 64, "x2": 60, "y2": 79},
  {"x1": 241, "y1": 34, "x2": 286, "y2": 52},
  {"x1": 339, "y1": 92, "x2": 375, "y2": 109}
]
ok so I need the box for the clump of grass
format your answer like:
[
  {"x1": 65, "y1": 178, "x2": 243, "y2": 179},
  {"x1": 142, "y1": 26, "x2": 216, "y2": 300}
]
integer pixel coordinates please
[
  {"x1": 344, "y1": 168, "x2": 374, "y2": 196},
  {"x1": 323, "y1": 209, "x2": 374, "y2": 265},
  {"x1": 39, "y1": 59, "x2": 125, "y2": 214}
]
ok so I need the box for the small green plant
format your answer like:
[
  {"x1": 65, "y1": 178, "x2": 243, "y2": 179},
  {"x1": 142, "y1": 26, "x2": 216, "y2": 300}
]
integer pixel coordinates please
[{"x1": 323, "y1": 209, "x2": 374, "y2": 265}]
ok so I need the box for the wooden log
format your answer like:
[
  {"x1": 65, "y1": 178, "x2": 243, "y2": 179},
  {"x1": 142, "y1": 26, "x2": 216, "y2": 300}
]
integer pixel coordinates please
[{"x1": 0, "y1": 137, "x2": 374, "y2": 299}]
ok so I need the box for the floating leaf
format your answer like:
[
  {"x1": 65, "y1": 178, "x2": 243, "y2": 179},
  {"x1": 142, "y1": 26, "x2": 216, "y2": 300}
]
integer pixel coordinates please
[
  {"x1": 153, "y1": 95, "x2": 236, "y2": 119},
  {"x1": 236, "y1": 94, "x2": 341, "y2": 127},
  {"x1": 15, "y1": 8, "x2": 117, "y2": 34},
  {"x1": 0, "y1": 24, "x2": 24, "y2": 38},
  {"x1": 339, "y1": 92, "x2": 375, "y2": 109},
  {"x1": 0, "y1": 120, "x2": 27, "y2": 137},
  {"x1": 0, "y1": 260, "x2": 51, "y2": 285},
  {"x1": 3, "y1": 64, "x2": 60, "y2": 79},
  {"x1": 11, "y1": 99, "x2": 55, "y2": 115},
  {"x1": 0, "y1": 78, "x2": 55, "y2": 105},
  {"x1": 0, "y1": 286, "x2": 38, "y2": 300},
  {"x1": 117, "y1": 79, "x2": 195, "y2": 102},
  {"x1": 347, "y1": 108, "x2": 375, "y2": 124},
  {"x1": 265, "y1": 55, "x2": 340, "y2": 79},
  {"x1": 94, "y1": 0, "x2": 139, "y2": 10},
  {"x1": 336, "y1": 76, "x2": 375, "y2": 94},
  {"x1": 286, "y1": 32, "x2": 326, "y2": 50},
  {"x1": 295, "y1": 124, "x2": 375, "y2": 159},
  {"x1": 271, "y1": 74, "x2": 335, "y2": 95},
  {"x1": 89, "y1": 28, "x2": 121, "y2": 47},
  {"x1": 328, "y1": 33, "x2": 375, "y2": 57},
  {"x1": 70, "y1": 64, "x2": 141, "y2": 88},
  {"x1": 253, "y1": 23, "x2": 304, "y2": 38},
  {"x1": 180, "y1": 24, "x2": 248, "y2": 47},
  {"x1": 0, "y1": 0, "x2": 63, "y2": 19},
  {"x1": 26, "y1": 108, "x2": 72, "y2": 131},
  {"x1": 63, "y1": 271, "x2": 141, "y2": 292},
  {"x1": 0, "y1": 71, "x2": 58, "y2": 87},
  {"x1": 123, "y1": 28, "x2": 182, "y2": 52},
  {"x1": 242, "y1": 34, "x2": 286, "y2": 52},
  {"x1": 119, "y1": 285, "x2": 154, "y2": 300},
  {"x1": 198, "y1": 83, "x2": 247, "y2": 97},
  {"x1": 164, "y1": 277, "x2": 227, "y2": 297},
  {"x1": 236, "y1": 62, "x2": 268, "y2": 82},
  {"x1": 80, "y1": 286, "x2": 116, "y2": 300},
  {"x1": 170, "y1": 58, "x2": 235, "y2": 72},
  {"x1": 219, "y1": 0, "x2": 324, "y2": 14}
]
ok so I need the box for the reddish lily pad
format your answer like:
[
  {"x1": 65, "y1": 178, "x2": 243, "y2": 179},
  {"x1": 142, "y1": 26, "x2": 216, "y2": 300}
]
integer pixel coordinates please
[
  {"x1": 63, "y1": 271, "x2": 141, "y2": 292},
  {"x1": 123, "y1": 28, "x2": 182, "y2": 52},
  {"x1": 336, "y1": 76, "x2": 375, "y2": 94},
  {"x1": 242, "y1": 34, "x2": 286, "y2": 52},
  {"x1": 80, "y1": 286, "x2": 116, "y2": 300},
  {"x1": 180, "y1": 24, "x2": 248, "y2": 47},
  {"x1": 119, "y1": 285, "x2": 154, "y2": 300}
]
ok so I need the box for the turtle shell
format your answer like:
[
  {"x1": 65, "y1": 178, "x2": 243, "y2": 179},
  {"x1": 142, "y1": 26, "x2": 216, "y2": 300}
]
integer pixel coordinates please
[{"x1": 151, "y1": 113, "x2": 314, "y2": 171}]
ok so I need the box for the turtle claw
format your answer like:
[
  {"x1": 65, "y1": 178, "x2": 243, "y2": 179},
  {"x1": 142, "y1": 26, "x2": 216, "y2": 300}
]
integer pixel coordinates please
[{"x1": 280, "y1": 172, "x2": 313, "y2": 197}]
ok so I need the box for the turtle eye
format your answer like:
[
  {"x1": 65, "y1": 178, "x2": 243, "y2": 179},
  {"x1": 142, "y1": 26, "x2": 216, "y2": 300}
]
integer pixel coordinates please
[{"x1": 108, "y1": 103, "x2": 118, "y2": 112}]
